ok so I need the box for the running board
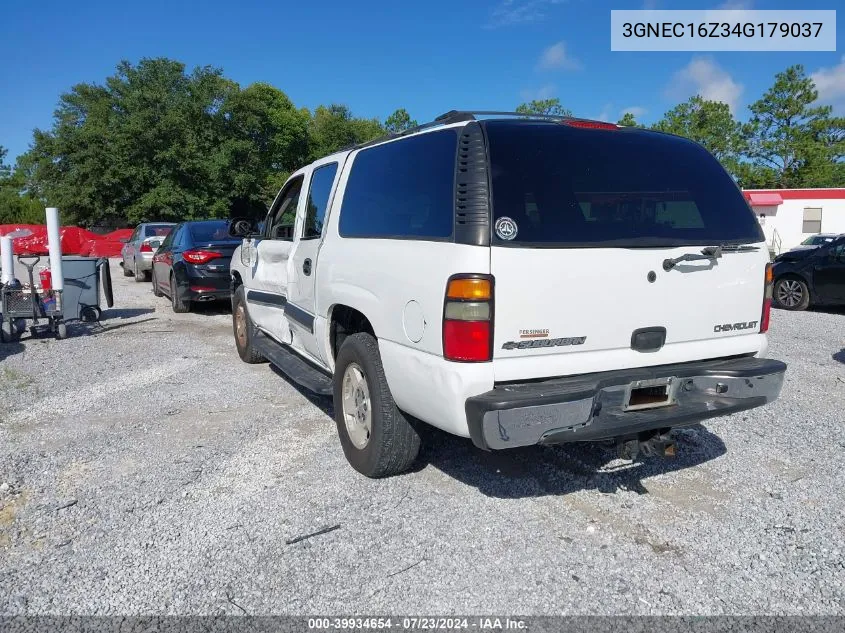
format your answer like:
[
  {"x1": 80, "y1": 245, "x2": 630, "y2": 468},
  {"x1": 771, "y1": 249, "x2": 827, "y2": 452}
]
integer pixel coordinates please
[{"x1": 252, "y1": 331, "x2": 333, "y2": 396}]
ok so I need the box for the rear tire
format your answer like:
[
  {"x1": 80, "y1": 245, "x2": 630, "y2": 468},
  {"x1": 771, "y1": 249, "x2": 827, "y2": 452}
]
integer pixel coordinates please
[
  {"x1": 122, "y1": 258, "x2": 132, "y2": 276},
  {"x1": 133, "y1": 259, "x2": 147, "y2": 282},
  {"x1": 232, "y1": 286, "x2": 266, "y2": 364},
  {"x1": 56, "y1": 321, "x2": 67, "y2": 340},
  {"x1": 333, "y1": 332, "x2": 420, "y2": 478},
  {"x1": 774, "y1": 277, "x2": 810, "y2": 311},
  {"x1": 170, "y1": 273, "x2": 190, "y2": 313}
]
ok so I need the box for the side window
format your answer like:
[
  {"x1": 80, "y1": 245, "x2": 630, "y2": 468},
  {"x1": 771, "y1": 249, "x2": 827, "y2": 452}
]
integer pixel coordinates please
[
  {"x1": 130, "y1": 227, "x2": 140, "y2": 243},
  {"x1": 802, "y1": 207, "x2": 822, "y2": 234},
  {"x1": 267, "y1": 176, "x2": 304, "y2": 241},
  {"x1": 302, "y1": 163, "x2": 339, "y2": 239},
  {"x1": 339, "y1": 130, "x2": 457, "y2": 240},
  {"x1": 831, "y1": 242, "x2": 845, "y2": 263}
]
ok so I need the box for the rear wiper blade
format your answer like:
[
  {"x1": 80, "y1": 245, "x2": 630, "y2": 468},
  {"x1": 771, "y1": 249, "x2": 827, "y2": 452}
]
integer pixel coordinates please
[{"x1": 662, "y1": 246, "x2": 722, "y2": 271}]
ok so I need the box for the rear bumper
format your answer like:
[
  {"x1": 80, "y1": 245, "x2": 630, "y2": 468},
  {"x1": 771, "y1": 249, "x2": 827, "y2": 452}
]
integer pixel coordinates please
[
  {"x1": 465, "y1": 356, "x2": 786, "y2": 450},
  {"x1": 180, "y1": 267, "x2": 231, "y2": 302}
]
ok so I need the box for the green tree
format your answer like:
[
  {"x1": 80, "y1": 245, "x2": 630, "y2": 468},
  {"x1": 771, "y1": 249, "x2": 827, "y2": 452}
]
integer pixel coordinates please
[
  {"x1": 306, "y1": 104, "x2": 384, "y2": 161},
  {"x1": 0, "y1": 146, "x2": 44, "y2": 224},
  {"x1": 617, "y1": 112, "x2": 641, "y2": 127},
  {"x1": 384, "y1": 108, "x2": 418, "y2": 134},
  {"x1": 652, "y1": 96, "x2": 745, "y2": 176},
  {"x1": 742, "y1": 65, "x2": 845, "y2": 188},
  {"x1": 217, "y1": 82, "x2": 310, "y2": 215},
  {"x1": 20, "y1": 58, "x2": 313, "y2": 226},
  {"x1": 515, "y1": 98, "x2": 572, "y2": 117}
]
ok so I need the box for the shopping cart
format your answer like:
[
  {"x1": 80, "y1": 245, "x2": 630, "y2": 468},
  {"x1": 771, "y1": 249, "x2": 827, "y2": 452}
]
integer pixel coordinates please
[{"x1": 0, "y1": 254, "x2": 66, "y2": 342}]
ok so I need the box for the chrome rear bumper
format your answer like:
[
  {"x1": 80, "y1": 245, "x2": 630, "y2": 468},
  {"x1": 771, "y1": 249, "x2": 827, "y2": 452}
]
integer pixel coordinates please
[{"x1": 465, "y1": 357, "x2": 786, "y2": 450}]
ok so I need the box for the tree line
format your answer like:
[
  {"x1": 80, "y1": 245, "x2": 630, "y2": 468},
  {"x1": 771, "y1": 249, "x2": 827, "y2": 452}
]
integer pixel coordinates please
[{"x1": 1, "y1": 58, "x2": 842, "y2": 227}]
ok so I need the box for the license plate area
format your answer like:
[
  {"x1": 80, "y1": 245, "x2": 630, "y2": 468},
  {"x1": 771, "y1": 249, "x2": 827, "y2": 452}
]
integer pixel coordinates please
[{"x1": 623, "y1": 377, "x2": 676, "y2": 412}]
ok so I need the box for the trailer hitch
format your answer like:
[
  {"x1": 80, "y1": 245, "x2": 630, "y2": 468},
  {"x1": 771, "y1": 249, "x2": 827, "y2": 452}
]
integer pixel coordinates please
[{"x1": 616, "y1": 430, "x2": 676, "y2": 460}]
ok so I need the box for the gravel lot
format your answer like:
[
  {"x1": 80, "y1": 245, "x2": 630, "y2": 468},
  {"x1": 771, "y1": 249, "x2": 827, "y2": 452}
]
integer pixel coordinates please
[{"x1": 1, "y1": 259, "x2": 844, "y2": 615}]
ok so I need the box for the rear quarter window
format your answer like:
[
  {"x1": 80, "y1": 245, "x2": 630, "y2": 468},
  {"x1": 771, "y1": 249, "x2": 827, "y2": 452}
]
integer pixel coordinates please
[
  {"x1": 339, "y1": 130, "x2": 457, "y2": 240},
  {"x1": 485, "y1": 122, "x2": 764, "y2": 247}
]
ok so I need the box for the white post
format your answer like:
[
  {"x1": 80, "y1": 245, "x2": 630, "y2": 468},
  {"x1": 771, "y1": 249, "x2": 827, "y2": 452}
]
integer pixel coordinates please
[
  {"x1": 0, "y1": 235, "x2": 13, "y2": 284},
  {"x1": 45, "y1": 207, "x2": 64, "y2": 291}
]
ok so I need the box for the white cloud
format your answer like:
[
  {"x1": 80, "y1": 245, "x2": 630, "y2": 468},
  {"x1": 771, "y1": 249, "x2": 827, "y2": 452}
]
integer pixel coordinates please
[
  {"x1": 520, "y1": 83, "x2": 558, "y2": 101},
  {"x1": 487, "y1": 0, "x2": 566, "y2": 28},
  {"x1": 667, "y1": 56, "x2": 744, "y2": 114},
  {"x1": 811, "y1": 55, "x2": 845, "y2": 114},
  {"x1": 537, "y1": 41, "x2": 581, "y2": 71},
  {"x1": 620, "y1": 106, "x2": 647, "y2": 118}
]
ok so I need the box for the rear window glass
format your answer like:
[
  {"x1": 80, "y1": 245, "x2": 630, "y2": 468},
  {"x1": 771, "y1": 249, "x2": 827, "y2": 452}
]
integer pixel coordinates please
[
  {"x1": 339, "y1": 130, "x2": 457, "y2": 240},
  {"x1": 485, "y1": 122, "x2": 764, "y2": 247},
  {"x1": 143, "y1": 224, "x2": 172, "y2": 238},
  {"x1": 188, "y1": 221, "x2": 233, "y2": 244}
]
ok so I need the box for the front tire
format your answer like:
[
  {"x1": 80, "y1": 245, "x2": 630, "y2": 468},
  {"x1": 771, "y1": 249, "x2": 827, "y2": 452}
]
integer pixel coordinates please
[
  {"x1": 170, "y1": 273, "x2": 191, "y2": 313},
  {"x1": 333, "y1": 332, "x2": 420, "y2": 478},
  {"x1": 774, "y1": 277, "x2": 810, "y2": 311},
  {"x1": 232, "y1": 286, "x2": 266, "y2": 364}
]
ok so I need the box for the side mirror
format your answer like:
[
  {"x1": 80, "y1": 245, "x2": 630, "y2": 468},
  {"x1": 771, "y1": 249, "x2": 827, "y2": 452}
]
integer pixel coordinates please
[{"x1": 229, "y1": 217, "x2": 258, "y2": 238}]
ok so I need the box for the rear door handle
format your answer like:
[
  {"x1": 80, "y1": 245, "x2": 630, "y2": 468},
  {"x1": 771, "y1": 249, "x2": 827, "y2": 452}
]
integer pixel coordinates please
[{"x1": 303, "y1": 258, "x2": 312, "y2": 275}]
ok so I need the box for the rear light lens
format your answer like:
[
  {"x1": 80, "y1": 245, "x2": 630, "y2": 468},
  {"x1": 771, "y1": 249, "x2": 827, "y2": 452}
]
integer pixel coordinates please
[
  {"x1": 446, "y1": 278, "x2": 492, "y2": 300},
  {"x1": 190, "y1": 285, "x2": 216, "y2": 293},
  {"x1": 565, "y1": 120, "x2": 619, "y2": 130},
  {"x1": 443, "y1": 275, "x2": 493, "y2": 362},
  {"x1": 140, "y1": 242, "x2": 153, "y2": 253},
  {"x1": 443, "y1": 321, "x2": 491, "y2": 362},
  {"x1": 183, "y1": 250, "x2": 222, "y2": 264},
  {"x1": 761, "y1": 263, "x2": 773, "y2": 333}
]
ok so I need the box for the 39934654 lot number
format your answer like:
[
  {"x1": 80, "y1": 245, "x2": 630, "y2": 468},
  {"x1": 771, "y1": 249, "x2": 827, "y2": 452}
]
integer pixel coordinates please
[{"x1": 309, "y1": 618, "x2": 525, "y2": 630}]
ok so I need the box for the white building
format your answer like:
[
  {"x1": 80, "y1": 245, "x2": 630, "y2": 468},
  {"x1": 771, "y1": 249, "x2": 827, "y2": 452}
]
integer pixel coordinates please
[{"x1": 744, "y1": 188, "x2": 845, "y2": 255}]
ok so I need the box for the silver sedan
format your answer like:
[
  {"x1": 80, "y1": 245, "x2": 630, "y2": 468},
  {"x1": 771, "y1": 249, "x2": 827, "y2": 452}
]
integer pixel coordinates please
[{"x1": 121, "y1": 223, "x2": 175, "y2": 282}]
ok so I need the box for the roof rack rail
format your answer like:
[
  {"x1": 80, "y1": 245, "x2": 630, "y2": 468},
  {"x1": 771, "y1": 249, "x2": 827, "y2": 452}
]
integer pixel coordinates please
[
  {"x1": 338, "y1": 109, "x2": 606, "y2": 154},
  {"x1": 434, "y1": 110, "x2": 575, "y2": 122}
]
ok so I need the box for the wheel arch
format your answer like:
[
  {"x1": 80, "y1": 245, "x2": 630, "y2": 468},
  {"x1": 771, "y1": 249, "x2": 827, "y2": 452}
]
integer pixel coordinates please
[{"x1": 328, "y1": 303, "x2": 376, "y2": 363}]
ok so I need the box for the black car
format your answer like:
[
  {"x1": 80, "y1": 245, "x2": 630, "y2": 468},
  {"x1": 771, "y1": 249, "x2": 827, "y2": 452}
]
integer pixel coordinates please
[
  {"x1": 772, "y1": 235, "x2": 845, "y2": 310},
  {"x1": 151, "y1": 220, "x2": 240, "y2": 313}
]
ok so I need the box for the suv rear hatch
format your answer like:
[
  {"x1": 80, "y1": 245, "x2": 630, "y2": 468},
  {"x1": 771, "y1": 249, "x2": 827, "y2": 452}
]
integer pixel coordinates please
[{"x1": 483, "y1": 120, "x2": 769, "y2": 382}]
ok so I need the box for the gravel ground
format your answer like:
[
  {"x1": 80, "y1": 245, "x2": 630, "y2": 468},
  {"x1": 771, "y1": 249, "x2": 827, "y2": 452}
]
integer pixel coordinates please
[{"x1": 1, "y1": 259, "x2": 844, "y2": 615}]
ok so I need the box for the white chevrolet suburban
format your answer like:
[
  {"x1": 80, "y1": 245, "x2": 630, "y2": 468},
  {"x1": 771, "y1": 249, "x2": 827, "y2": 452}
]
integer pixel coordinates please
[{"x1": 228, "y1": 110, "x2": 787, "y2": 478}]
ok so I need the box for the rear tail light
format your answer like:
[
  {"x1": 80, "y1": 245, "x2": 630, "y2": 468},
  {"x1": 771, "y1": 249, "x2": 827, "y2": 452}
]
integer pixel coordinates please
[
  {"x1": 190, "y1": 285, "x2": 216, "y2": 292},
  {"x1": 183, "y1": 250, "x2": 222, "y2": 264},
  {"x1": 564, "y1": 120, "x2": 619, "y2": 130},
  {"x1": 443, "y1": 275, "x2": 493, "y2": 362},
  {"x1": 140, "y1": 242, "x2": 153, "y2": 253},
  {"x1": 761, "y1": 263, "x2": 773, "y2": 333}
]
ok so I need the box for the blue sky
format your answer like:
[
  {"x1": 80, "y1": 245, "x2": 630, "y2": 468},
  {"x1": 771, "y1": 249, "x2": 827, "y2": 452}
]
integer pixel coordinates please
[{"x1": 1, "y1": 0, "x2": 843, "y2": 163}]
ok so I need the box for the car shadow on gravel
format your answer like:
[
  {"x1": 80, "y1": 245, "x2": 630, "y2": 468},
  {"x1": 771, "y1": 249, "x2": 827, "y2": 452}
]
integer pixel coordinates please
[
  {"x1": 0, "y1": 337, "x2": 26, "y2": 361},
  {"x1": 188, "y1": 300, "x2": 232, "y2": 316},
  {"x1": 416, "y1": 424, "x2": 727, "y2": 498},
  {"x1": 61, "y1": 308, "x2": 158, "y2": 337},
  {"x1": 833, "y1": 348, "x2": 845, "y2": 364}
]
